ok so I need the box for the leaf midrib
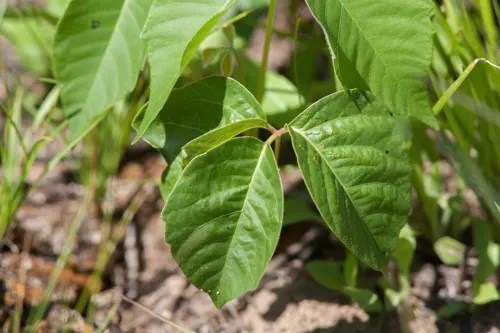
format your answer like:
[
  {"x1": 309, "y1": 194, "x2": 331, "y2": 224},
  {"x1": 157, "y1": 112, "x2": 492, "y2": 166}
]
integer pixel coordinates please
[
  {"x1": 290, "y1": 125, "x2": 383, "y2": 256},
  {"x1": 215, "y1": 143, "x2": 269, "y2": 304},
  {"x1": 335, "y1": 0, "x2": 399, "y2": 85}
]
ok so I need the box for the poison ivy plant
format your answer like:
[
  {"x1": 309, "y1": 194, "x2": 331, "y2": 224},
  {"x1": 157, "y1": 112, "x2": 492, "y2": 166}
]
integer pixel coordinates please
[
  {"x1": 305, "y1": 0, "x2": 438, "y2": 128},
  {"x1": 54, "y1": 0, "x2": 153, "y2": 139},
  {"x1": 153, "y1": 86, "x2": 410, "y2": 307},
  {"x1": 134, "y1": 0, "x2": 236, "y2": 140},
  {"x1": 50, "y1": 0, "x2": 436, "y2": 309}
]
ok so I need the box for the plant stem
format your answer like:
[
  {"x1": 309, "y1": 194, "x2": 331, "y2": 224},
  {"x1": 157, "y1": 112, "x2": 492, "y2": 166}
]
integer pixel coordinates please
[
  {"x1": 432, "y1": 58, "x2": 500, "y2": 116},
  {"x1": 256, "y1": 0, "x2": 277, "y2": 103},
  {"x1": 265, "y1": 127, "x2": 287, "y2": 145},
  {"x1": 274, "y1": 136, "x2": 282, "y2": 162}
]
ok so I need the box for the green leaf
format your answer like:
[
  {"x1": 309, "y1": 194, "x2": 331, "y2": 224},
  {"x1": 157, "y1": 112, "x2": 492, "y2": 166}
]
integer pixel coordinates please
[
  {"x1": 135, "y1": 0, "x2": 236, "y2": 140},
  {"x1": 343, "y1": 251, "x2": 358, "y2": 288},
  {"x1": 287, "y1": 90, "x2": 411, "y2": 271},
  {"x1": 159, "y1": 154, "x2": 184, "y2": 201},
  {"x1": 53, "y1": 0, "x2": 153, "y2": 139},
  {"x1": 306, "y1": 260, "x2": 345, "y2": 291},
  {"x1": 473, "y1": 283, "x2": 500, "y2": 305},
  {"x1": 434, "y1": 236, "x2": 466, "y2": 266},
  {"x1": 395, "y1": 226, "x2": 416, "y2": 295},
  {"x1": 283, "y1": 199, "x2": 321, "y2": 226},
  {"x1": 472, "y1": 221, "x2": 500, "y2": 304},
  {"x1": 1, "y1": 18, "x2": 54, "y2": 75},
  {"x1": 142, "y1": 76, "x2": 268, "y2": 201},
  {"x1": 437, "y1": 302, "x2": 468, "y2": 319},
  {"x1": 342, "y1": 287, "x2": 384, "y2": 312},
  {"x1": 164, "y1": 137, "x2": 283, "y2": 308},
  {"x1": 305, "y1": 0, "x2": 437, "y2": 128}
]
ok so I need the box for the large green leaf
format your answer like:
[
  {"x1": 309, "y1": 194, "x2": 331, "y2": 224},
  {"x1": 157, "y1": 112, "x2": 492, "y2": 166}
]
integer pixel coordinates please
[
  {"x1": 53, "y1": 0, "x2": 153, "y2": 138},
  {"x1": 287, "y1": 90, "x2": 411, "y2": 271},
  {"x1": 142, "y1": 76, "x2": 268, "y2": 201},
  {"x1": 135, "y1": 0, "x2": 236, "y2": 139},
  {"x1": 143, "y1": 76, "x2": 267, "y2": 162},
  {"x1": 164, "y1": 137, "x2": 283, "y2": 308},
  {"x1": 305, "y1": 0, "x2": 437, "y2": 128}
]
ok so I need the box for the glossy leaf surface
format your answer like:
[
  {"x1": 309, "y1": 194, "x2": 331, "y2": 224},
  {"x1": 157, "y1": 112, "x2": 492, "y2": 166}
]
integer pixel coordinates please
[
  {"x1": 288, "y1": 90, "x2": 411, "y2": 271},
  {"x1": 305, "y1": 0, "x2": 437, "y2": 128},
  {"x1": 142, "y1": 76, "x2": 268, "y2": 201},
  {"x1": 164, "y1": 137, "x2": 283, "y2": 308},
  {"x1": 54, "y1": 0, "x2": 153, "y2": 138},
  {"x1": 135, "y1": 0, "x2": 236, "y2": 139}
]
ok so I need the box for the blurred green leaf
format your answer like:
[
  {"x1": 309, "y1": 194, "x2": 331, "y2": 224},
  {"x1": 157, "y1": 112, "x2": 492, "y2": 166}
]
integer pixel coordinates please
[
  {"x1": 437, "y1": 302, "x2": 468, "y2": 319},
  {"x1": 343, "y1": 252, "x2": 358, "y2": 288},
  {"x1": 306, "y1": 260, "x2": 345, "y2": 291},
  {"x1": 283, "y1": 199, "x2": 321, "y2": 226},
  {"x1": 396, "y1": 226, "x2": 416, "y2": 273},
  {"x1": 46, "y1": 0, "x2": 70, "y2": 18},
  {"x1": 434, "y1": 236, "x2": 466, "y2": 265},
  {"x1": 1, "y1": 18, "x2": 54, "y2": 75},
  {"x1": 0, "y1": 0, "x2": 6, "y2": 22},
  {"x1": 472, "y1": 221, "x2": 500, "y2": 304},
  {"x1": 342, "y1": 287, "x2": 384, "y2": 313},
  {"x1": 199, "y1": 25, "x2": 234, "y2": 67},
  {"x1": 236, "y1": 55, "x2": 303, "y2": 128},
  {"x1": 441, "y1": 138, "x2": 500, "y2": 225},
  {"x1": 288, "y1": 90, "x2": 411, "y2": 271},
  {"x1": 164, "y1": 137, "x2": 283, "y2": 308},
  {"x1": 473, "y1": 283, "x2": 500, "y2": 305},
  {"x1": 54, "y1": 0, "x2": 153, "y2": 139}
]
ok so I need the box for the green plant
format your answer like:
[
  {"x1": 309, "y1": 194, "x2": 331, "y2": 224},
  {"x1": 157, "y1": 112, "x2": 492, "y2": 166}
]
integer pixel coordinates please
[
  {"x1": 7, "y1": 0, "x2": 497, "y2": 313},
  {"x1": 48, "y1": 0, "x2": 437, "y2": 309},
  {"x1": 0, "y1": 86, "x2": 60, "y2": 236}
]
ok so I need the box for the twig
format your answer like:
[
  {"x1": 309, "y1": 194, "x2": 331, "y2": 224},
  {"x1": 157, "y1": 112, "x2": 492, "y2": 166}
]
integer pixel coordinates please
[{"x1": 119, "y1": 293, "x2": 195, "y2": 333}]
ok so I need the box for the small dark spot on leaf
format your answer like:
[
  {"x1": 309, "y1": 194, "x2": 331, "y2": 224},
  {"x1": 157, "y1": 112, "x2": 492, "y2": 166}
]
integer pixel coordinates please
[
  {"x1": 385, "y1": 150, "x2": 389, "y2": 155},
  {"x1": 91, "y1": 20, "x2": 100, "y2": 29},
  {"x1": 389, "y1": 112, "x2": 394, "y2": 117}
]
